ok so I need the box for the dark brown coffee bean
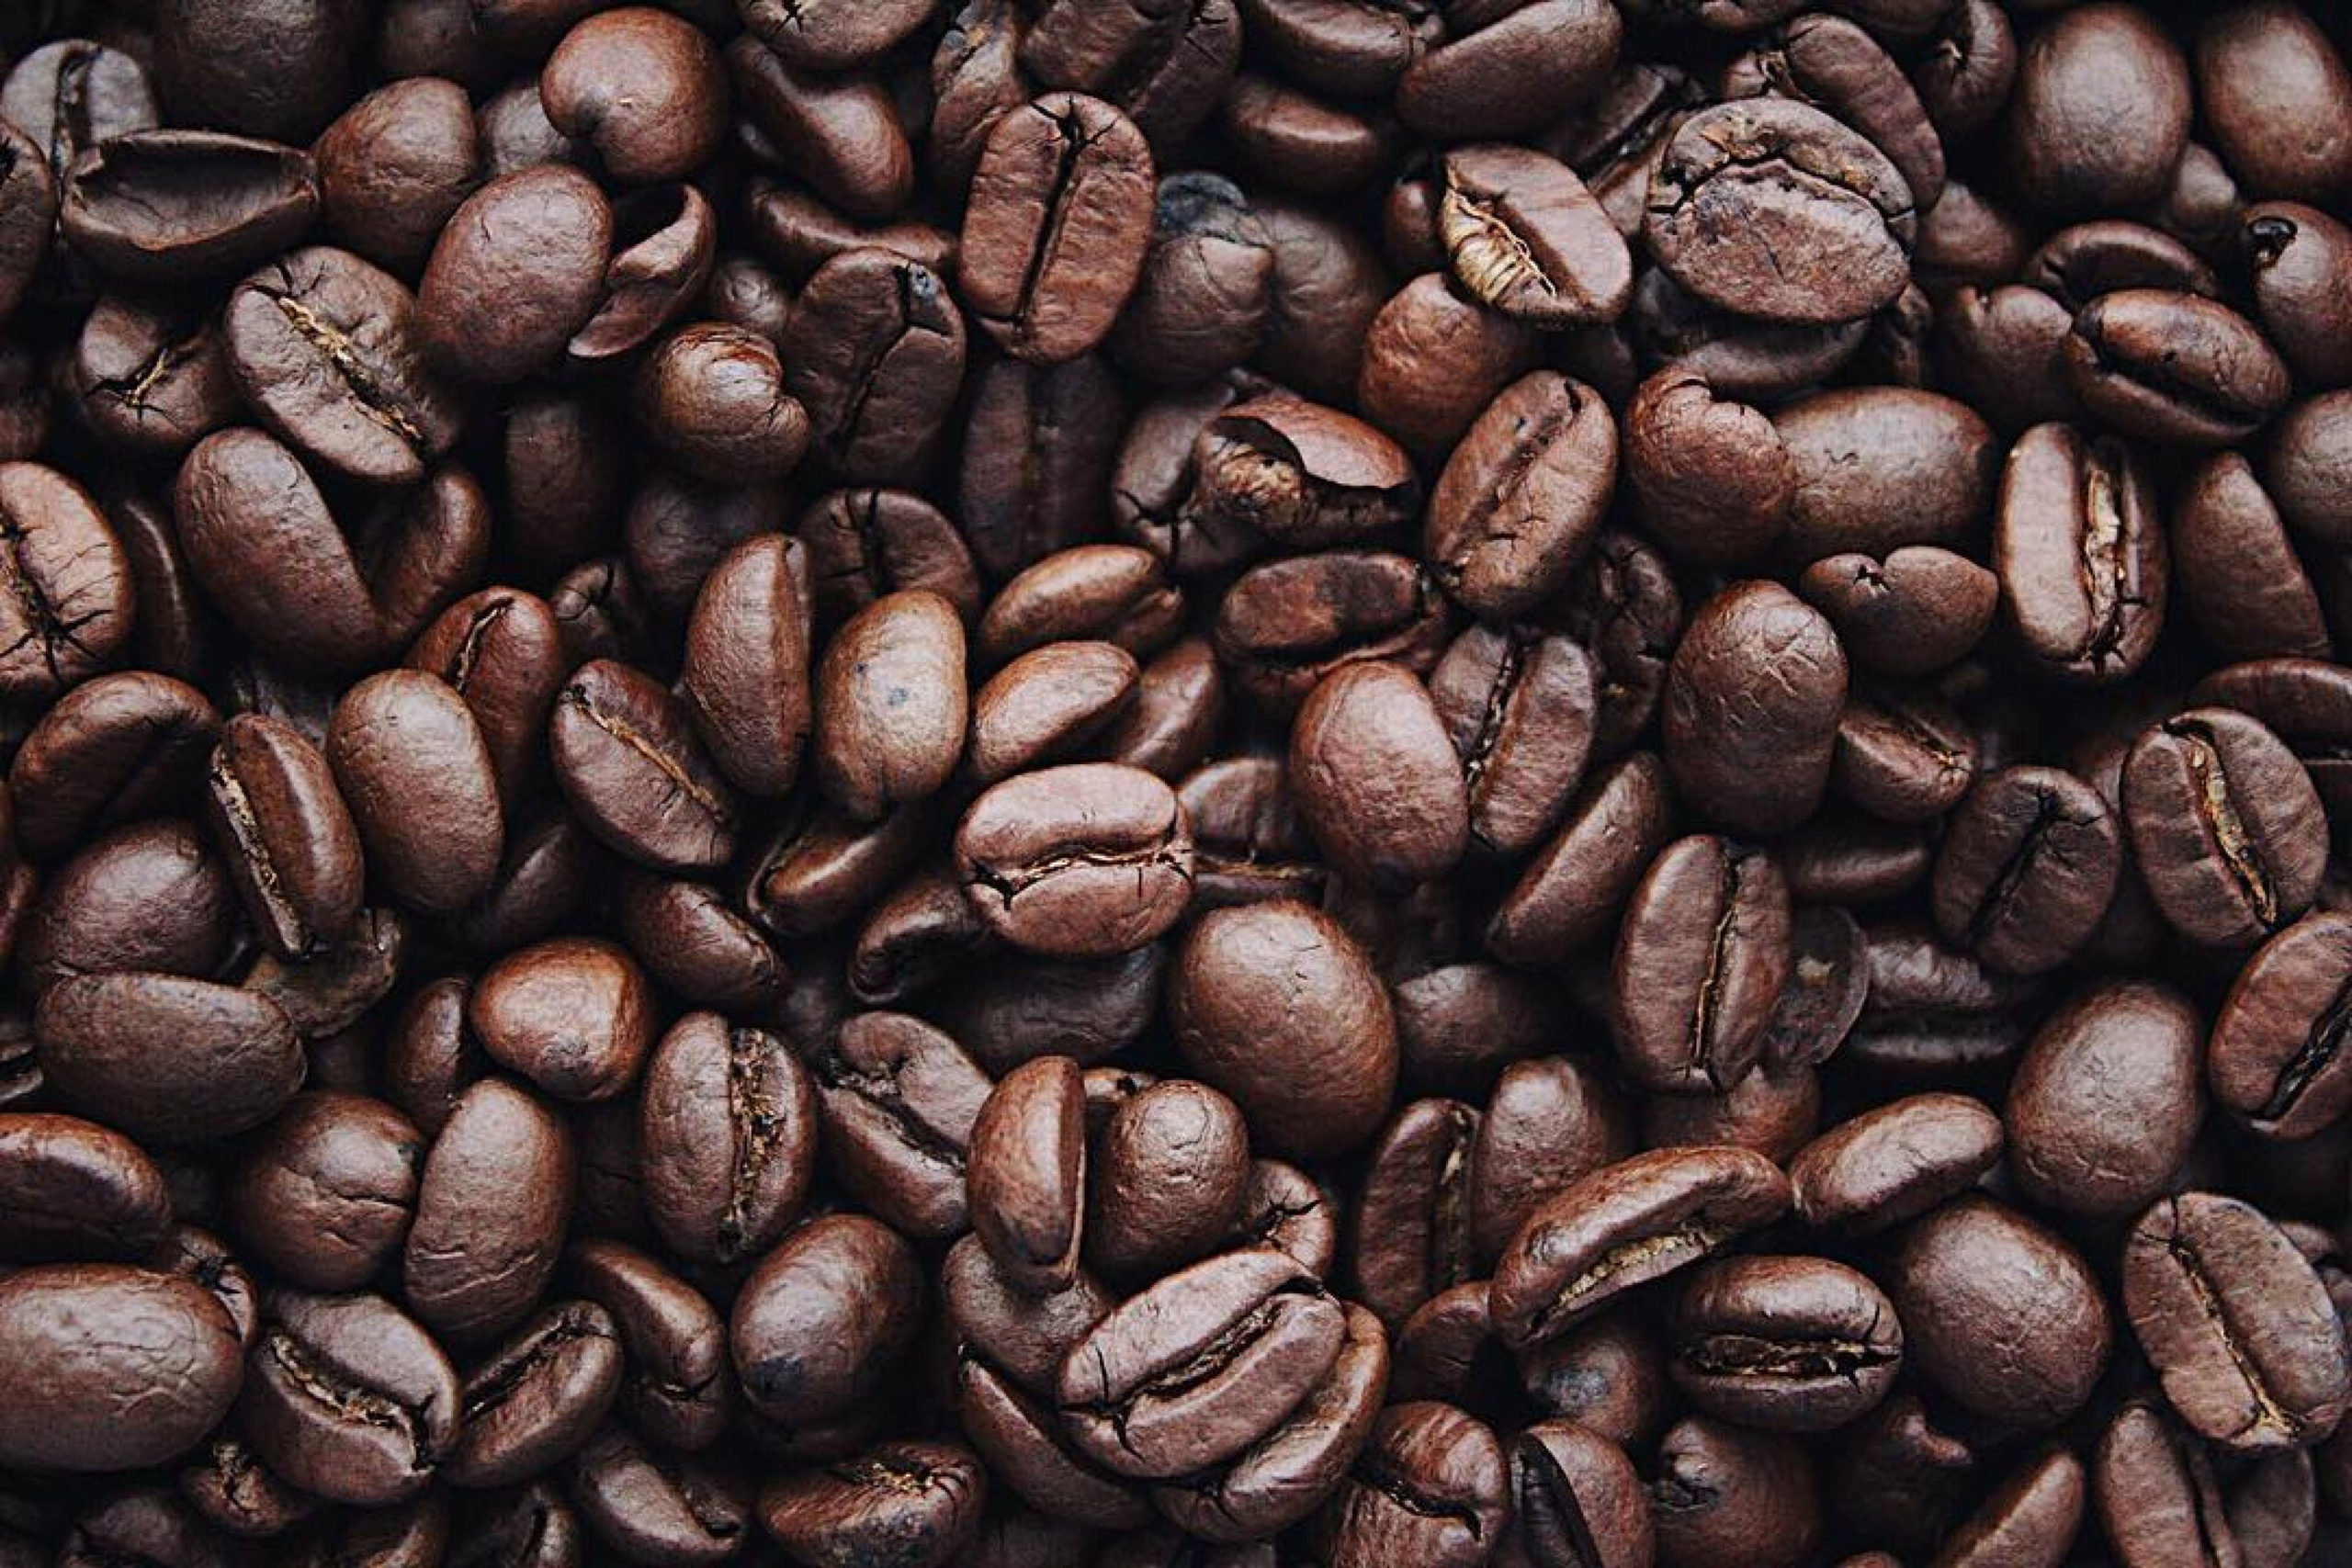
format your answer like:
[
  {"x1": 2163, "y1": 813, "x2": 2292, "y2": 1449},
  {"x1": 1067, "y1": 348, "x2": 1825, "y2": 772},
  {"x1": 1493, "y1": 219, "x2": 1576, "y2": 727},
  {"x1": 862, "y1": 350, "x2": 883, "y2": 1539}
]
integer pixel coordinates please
[
  {"x1": 0, "y1": 1111, "x2": 173, "y2": 1261},
  {"x1": 311, "y1": 76, "x2": 481, "y2": 278},
  {"x1": 1888, "y1": 1194, "x2": 2111, "y2": 1430},
  {"x1": 732, "y1": 1213, "x2": 922, "y2": 1426},
  {"x1": 1668, "y1": 1254, "x2": 1903, "y2": 1433},
  {"x1": 539, "y1": 8, "x2": 725, "y2": 185},
  {"x1": 1664, "y1": 581, "x2": 1848, "y2": 837},
  {"x1": 418, "y1": 165, "x2": 611, "y2": 383},
  {"x1": 956, "y1": 762, "x2": 1193, "y2": 957},
  {"x1": 562, "y1": 1239, "x2": 731, "y2": 1453},
  {"x1": 241, "y1": 1288, "x2": 459, "y2": 1506},
  {"x1": 802, "y1": 489, "x2": 984, "y2": 630},
  {"x1": 469, "y1": 938, "x2": 651, "y2": 1103},
  {"x1": 1289, "y1": 661, "x2": 1468, "y2": 889},
  {"x1": 816, "y1": 590, "x2": 967, "y2": 822},
  {"x1": 2211, "y1": 913, "x2": 2352, "y2": 1141},
  {"x1": 968, "y1": 1055, "x2": 1087, "y2": 1294},
  {"x1": 1315, "y1": 1400, "x2": 1510, "y2": 1568},
  {"x1": 0, "y1": 462, "x2": 130, "y2": 702},
  {"x1": 61, "y1": 130, "x2": 319, "y2": 284},
  {"x1": 1439, "y1": 143, "x2": 1630, "y2": 327},
  {"x1": 2199, "y1": 3, "x2": 2352, "y2": 205},
  {"x1": 1930, "y1": 764, "x2": 2121, "y2": 975},
  {"x1": 223, "y1": 246, "x2": 458, "y2": 486},
  {"x1": 1396, "y1": 0, "x2": 1622, "y2": 140},
  {"x1": 2007, "y1": 980, "x2": 2203, "y2": 1218},
  {"x1": 810, "y1": 1010, "x2": 991, "y2": 1241},
  {"x1": 0, "y1": 1265, "x2": 241, "y2": 1472},
  {"x1": 757, "y1": 1440, "x2": 984, "y2": 1568},
  {"x1": 1358, "y1": 272, "x2": 1535, "y2": 457},
  {"x1": 1996, "y1": 423, "x2": 2166, "y2": 683},
  {"x1": 9, "y1": 672, "x2": 218, "y2": 863},
  {"x1": 403, "y1": 1077, "x2": 573, "y2": 1345},
  {"x1": 444, "y1": 1299, "x2": 622, "y2": 1488},
  {"x1": 550, "y1": 659, "x2": 741, "y2": 873},
  {"x1": 785, "y1": 247, "x2": 966, "y2": 485},
  {"x1": 1611, "y1": 836, "x2": 1791, "y2": 1096},
  {"x1": 1173, "y1": 900, "x2": 1397, "y2": 1160},
  {"x1": 1790, "y1": 1092, "x2": 2003, "y2": 1236},
  {"x1": 1188, "y1": 394, "x2": 1418, "y2": 550},
  {"x1": 638, "y1": 1012, "x2": 815, "y2": 1269},
  {"x1": 2126, "y1": 1191, "x2": 2350, "y2": 1452},
  {"x1": 1214, "y1": 548, "x2": 1451, "y2": 715},
  {"x1": 961, "y1": 93, "x2": 1154, "y2": 365},
  {"x1": 1427, "y1": 372, "x2": 1616, "y2": 624},
  {"x1": 2065, "y1": 290, "x2": 2292, "y2": 448},
  {"x1": 1774, "y1": 388, "x2": 1999, "y2": 562},
  {"x1": 228, "y1": 1091, "x2": 421, "y2": 1292},
  {"x1": 1060, "y1": 1246, "x2": 1345, "y2": 1480},
  {"x1": 36, "y1": 974, "x2": 303, "y2": 1143},
  {"x1": 2006, "y1": 1, "x2": 2192, "y2": 216},
  {"x1": 202, "y1": 713, "x2": 362, "y2": 961},
  {"x1": 1489, "y1": 1146, "x2": 1792, "y2": 1348},
  {"x1": 2123, "y1": 707, "x2": 2325, "y2": 950},
  {"x1": 327, "y1": 670, "x2": 503, "y2": 916},
  {"x1": 1647, "y1": 98, "x2": 1917, "y2": 325}
]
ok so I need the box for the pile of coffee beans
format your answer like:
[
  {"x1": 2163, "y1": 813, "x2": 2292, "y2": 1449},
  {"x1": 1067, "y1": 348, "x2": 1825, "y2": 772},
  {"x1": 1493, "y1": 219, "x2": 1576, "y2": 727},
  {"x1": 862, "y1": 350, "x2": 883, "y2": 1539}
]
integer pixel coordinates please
[{"x1": 2, "y1": 0, "x2": 2352, "y2": 1563}]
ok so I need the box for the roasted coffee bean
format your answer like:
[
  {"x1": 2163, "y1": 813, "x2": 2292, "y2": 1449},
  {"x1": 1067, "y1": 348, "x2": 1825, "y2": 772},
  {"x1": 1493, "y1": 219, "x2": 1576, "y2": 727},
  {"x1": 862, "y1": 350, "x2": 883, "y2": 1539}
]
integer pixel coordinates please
[
  {"x1": 10, "y1": 672, "x2": 218, "y2": 864},
  {"x1": 418, "y1": 165, "x2": 611, "y2": 384},
  {"x1": 2123, "y1": 1190, "x2": 2350, "y2": 1452},
  {"x1": 2211, "y1": 913, "x2": 2352, "y2": 1140},
  {"x1": 956, "y1": 762, "x2": 1193, "y2": 957},
  {"x1": 961, "y1": 94, "x2": 1154, "y2": 365},
  {"x1": 1611, "y1": 835, "x2": 1790, "y2": 1096},
  {"x1": 228, "y1": 1091, "x2": 421, "y2": 1293},
  {"x1": 443, "y1": 1298, "x2": 621, "y2": 1488},
  {"x1": 757, "y1": 1439, "x2": 985, "y2": 1568},
  {"x1": 1490, "y1": 1146, "x2": 1792, "y2": 1349},
  {"x1": 2006, "y1": 1, "x2": 2193, "y2": 216},
  {"x1": 327, "y1": 670, "x2": 503, "y2": 917},
  {"x1": 1889, "y1": 1194, "x2": 2111, "y2": 1430},
  {"x1": 550, "y1": 659, "x2": 740, "y2": 873},
  {"x1": 1427, "y1": 372, "x2": 1615, "y2": 624},
  {"x1": 638, "y1": 1012, "x2": 813, "y2": 1268},
  {"x1": 811, "y1": 1010, "x2": 991, "y2": 1240},
  {"x1": 968, "y1": 1055, "x2": 1088, "y2": 1294},
  {"x1": 731, "y1": 1213, "x2": 922, "y2": 1427},
  {"x1": 36, "y1": 974, "x2": 303, "y2": 1143},
  {"x1": 1668, "y1": 1254, "x2": 1903, "y2": 1433},
  {"x1": 402, "y1": 1078, "x2": 572, "y2": 1346},
  {"x1": 1061, "y1": 1246, "x2": 1345, "y2": 1480},
  {"x1": 1316, "y1": 1400, "x2": 1510, "y2": 1568},
  {"x1": 223, "y1": 246, "x2": 458, "y2": 487},
  {"x1": 1790, "y1": 1093, "x2": 2004, "y2": 1236},
  {"x1": 2124, "y1": 708, "x2": 2327, "y2": 953},
  {"x1": 1174, "y1": 900, "x2": 1396, "y2": 1160},
  {"x1": 61, "y1": 130, "x2": 320, "y2": 284},
  {"x1": 1647, "y1": 98, "x2": 1917, "y2": 326},
  {"x1": 1664, "y1": 582, "x2": 1847, "y2": 837},
  {"x1": 2065, "y1": 289, "x2": 2291, "y2": 446},
  {"x1": 0, "y1": 1265, "x2": 242, "y2": 1472},
  {"x1": 1929, "y1": 764, "x2": 2121, "y2": 975},
  {"x1": 240, "y1": 1288, "x2": 459, "y2": 1506}
]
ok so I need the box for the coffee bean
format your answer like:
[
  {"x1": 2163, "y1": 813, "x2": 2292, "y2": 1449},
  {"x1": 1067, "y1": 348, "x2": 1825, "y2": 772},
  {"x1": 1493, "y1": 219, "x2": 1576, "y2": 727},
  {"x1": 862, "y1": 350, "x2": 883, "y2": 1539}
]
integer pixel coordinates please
[
  {"x1": 1675, "y1": 1256, "x2": 1907, "y2": 1442},
  {"x1": 0, "y1": 1266, "x2": 241, "y2": 1472},
  {"x1": 62, "y1": 130, "x2": 319, "y2": 284},
  {"x1": 638, "y1": 1012, "x2": 814, "y2": 1268},
  {"x1": 2125, "y1": 707, "x2": 2325, "y2": 950},
  {"x1": 1647, "y1": 99, "x2": 1917, "y2": 325},
  {"x1": 1889, "y1": 1194, "x2": 2111, "y2": 1430},
  {"x1": 956, "y1": 762, "x2": 1193, "y2": 957},
  {"x1": 961, "y1": 94, "x2": 1155, "y2": 365},
  {"x1": 1060, "y1": 1246, "x2": 1346, "y2": 1479},
  {"x1": 1664, "y1": 581, "x2": 1847, "y2": 836},
  {"x1": 240, "y1": 1287, "x2": 459, "y2": 1506},
  {"x1": 2124, "y1": 1190, "x2": 2350, "y2": 1451},
  {"x1": 1490, "y1": 1146, "x2": 1792, "y2": 1349}
]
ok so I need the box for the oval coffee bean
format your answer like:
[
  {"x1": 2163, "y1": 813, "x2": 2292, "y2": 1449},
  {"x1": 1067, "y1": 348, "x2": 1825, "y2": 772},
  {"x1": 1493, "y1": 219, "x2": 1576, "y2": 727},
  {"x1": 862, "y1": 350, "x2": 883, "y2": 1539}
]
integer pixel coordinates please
[
  {"x1": 956, "y1": 762, "x2": 1194, "y2": 957},
  {"x1": 1930, "y1": 764, "x2": 2122, "y2": 976},
  {"x1": 2124, "y1": 707, "x2": 2325, "y2": 951},
  {"x1": 2211, "y1": 913, "x2": 2352, "y2": 1140},
  {"x1": 1664, "y1": 581, "x2": 1847, "y2": 836},
  {"x1": 637, "y1": 1013, "x2": 816, "y2": 1269},
  {"x1": 2123, "y1": 1191, "x2": 2350, "y2": 1452},
  {"x1": 0, "y1": 1265, "x2": 242, "y2": 1472},
  {"x1": 1611, "y1": 835, "x2": 1791, "y2": 1097},
  {"x1": 1489, "y1": 1146, "x2": 1792, "y2": 1349},
  {"x1": 967, "y1": 1055, "x2": 1087, "y2": 1295},
  {"x1": 1667, "y1": 1254, "x2": 1903, "y2": 1433},
  {"x1": 1426, "y1": 372, "x2": 1616, "y2": 623},
  {"x1": 960, "y1": 94, "x2": 1155, "y2": 364},
  {"x1": 35, "y1": 974, "x2": 303, "y2": 1143},
  {"x1": 1058, "y1": 1247, "x2": 1346, "y2": 1480}
]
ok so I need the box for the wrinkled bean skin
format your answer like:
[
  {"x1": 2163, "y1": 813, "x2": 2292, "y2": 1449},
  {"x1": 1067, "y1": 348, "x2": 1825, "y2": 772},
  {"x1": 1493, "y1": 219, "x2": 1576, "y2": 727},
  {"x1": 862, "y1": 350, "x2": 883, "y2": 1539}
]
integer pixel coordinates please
[{"x1": 0, "y1": 1266, "x2": 243, "y2": 1472}]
